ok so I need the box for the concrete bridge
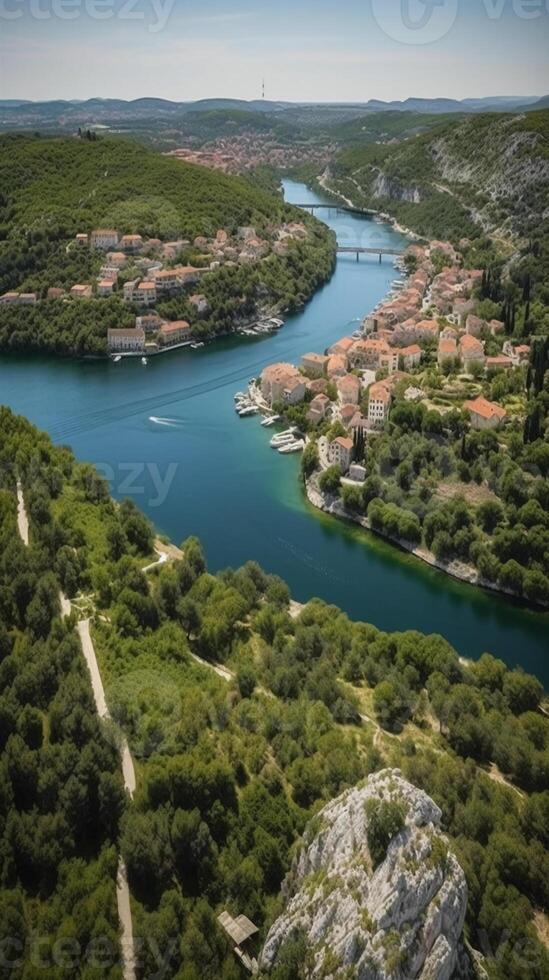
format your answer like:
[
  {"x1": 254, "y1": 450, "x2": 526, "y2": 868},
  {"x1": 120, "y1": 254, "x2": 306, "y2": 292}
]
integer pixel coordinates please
[
  {"x1": 293, "y1": 203, "x2": 405, "y2": 260},
  {"x1": 294, "y1": 202, "x2": 377, "y2": 217},
  {"x1": 336, "y1": 245, "x2": 405, "y2": 261}
]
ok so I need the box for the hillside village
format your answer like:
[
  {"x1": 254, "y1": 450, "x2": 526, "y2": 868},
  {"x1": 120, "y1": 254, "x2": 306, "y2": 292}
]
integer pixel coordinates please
[
  {"x1": 256, "y1": 239, "x2": 548, "y2": 604},
  {"x1": 0, "y1": 219, "x2": 311, "y2": 355},
  {"x1": 259, "y1": 240, "x2": 531, "y2": 465},
  {"x1": 166, "y1": 132, "x2": 335, "y2": 174}
]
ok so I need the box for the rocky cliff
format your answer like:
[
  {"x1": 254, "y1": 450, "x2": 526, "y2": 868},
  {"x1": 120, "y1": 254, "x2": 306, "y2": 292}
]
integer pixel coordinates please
[
  {"x1": 326, "y1": 109, "x2": 549, "y2": 242},
  {"x1": 260, "y1": 769, "x2": 468, "y2": 980}
]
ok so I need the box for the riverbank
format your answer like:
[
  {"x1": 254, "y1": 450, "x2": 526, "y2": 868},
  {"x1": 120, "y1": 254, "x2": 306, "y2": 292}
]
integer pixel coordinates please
[
  {"x1": 2, "y1": 178, "x2": 547, "y2": 679},
  {"x1": 304, "y1": 475, "x2": 548, "y2": 610},
  {"x1": 316, "y1": 172, "x2": 423, "y2": 241}
]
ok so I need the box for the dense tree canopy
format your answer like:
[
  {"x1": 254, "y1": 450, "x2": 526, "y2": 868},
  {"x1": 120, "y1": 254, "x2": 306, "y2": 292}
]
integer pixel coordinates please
[{"x1": 0, "y1": 407, "x2": 547, "y2": 978}]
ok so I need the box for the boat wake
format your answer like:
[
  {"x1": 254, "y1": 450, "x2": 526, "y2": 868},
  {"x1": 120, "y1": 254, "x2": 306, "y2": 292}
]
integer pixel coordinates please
[{"x1": 149, "y1": 416, "x2": 184, "y2": 427}]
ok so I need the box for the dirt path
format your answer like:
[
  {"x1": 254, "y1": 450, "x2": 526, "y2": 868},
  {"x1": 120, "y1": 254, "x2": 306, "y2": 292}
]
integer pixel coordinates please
[
  {"x1": 76, "y1": 619, "x2": 136, "y2": 795},
  {"x1": 59, "y1": 592, "x2": 72, "y2": 618},
  {"x1": 16, "y1": 481, "x2": 135, "y2": 974},
  {"x1": 76, "y1": 619, "x2": 137, "y2": 976},
  {"x1": 485, "y1": 762, "x2": 524, "y2": 799},
  {"x1": 16, "y1": 480, "x2": 29, "y2": 546},
  {"x1": 189, "y1": 650, "x2": 234, "y2": 682},
  {"x1": 142, "y1": 550, "x2": 170, "y2": 573},
  {"x1": 116, "y1": 858, "x2": 137, "y2": 980}
]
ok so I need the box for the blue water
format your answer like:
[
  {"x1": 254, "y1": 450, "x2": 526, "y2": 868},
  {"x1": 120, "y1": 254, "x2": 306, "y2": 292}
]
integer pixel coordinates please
[{"x1": 0, "y1": 179, "x2": 547, "y2": 684}]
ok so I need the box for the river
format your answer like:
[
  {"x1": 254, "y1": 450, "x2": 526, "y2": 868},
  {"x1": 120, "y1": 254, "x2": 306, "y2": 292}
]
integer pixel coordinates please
[{"x1": 0, "y1": 179, "x2": 547, "y2": 684}]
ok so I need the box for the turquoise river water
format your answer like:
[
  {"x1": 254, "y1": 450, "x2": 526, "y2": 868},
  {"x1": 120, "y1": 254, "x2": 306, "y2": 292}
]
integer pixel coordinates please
[{"x1": 0, "y1": 180, "x2": 547, "y2": 683}]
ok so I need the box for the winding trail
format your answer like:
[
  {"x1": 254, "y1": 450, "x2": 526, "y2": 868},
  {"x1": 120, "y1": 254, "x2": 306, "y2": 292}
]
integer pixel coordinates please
[
  {"x1": 14, "y1": 481, "x2": 136, "y2": 979},
  {"x1": 189, "y1": 650, "x2": 234, "y2": 682},
  {"x1": 76, "y1": 619, "x2": 136, "y2": 979},
  {"x1": 16, "y1": 480, "x2": 29, "y2": 546},
  {"x1": 76, "y1": 619, "x2": 136, "y2": 795},
  {"x1": 142, "y1": 549, "x2": 169, "y2": 573},
  {"x1": 116, "y1": 859, "x2": 137, "y2": 980}
]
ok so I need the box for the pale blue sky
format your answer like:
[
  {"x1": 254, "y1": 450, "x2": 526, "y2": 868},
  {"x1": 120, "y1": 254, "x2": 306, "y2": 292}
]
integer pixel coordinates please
[{"x1": 1, "y1": 0, "x2": 548, "y2": 101}]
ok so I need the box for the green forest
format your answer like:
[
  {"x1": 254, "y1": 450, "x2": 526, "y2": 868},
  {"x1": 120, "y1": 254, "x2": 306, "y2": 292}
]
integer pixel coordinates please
[
  {"x1": 0, "y1": 407, "x2": 548, "y2": 978},
  {"x1": 0, "y1": 134, "x2": 335, "y2": 356}
]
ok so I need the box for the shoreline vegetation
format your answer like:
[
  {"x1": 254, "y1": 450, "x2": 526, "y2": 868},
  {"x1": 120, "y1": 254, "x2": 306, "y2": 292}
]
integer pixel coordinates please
[
  {"x1": 2, "y1": 406, "x2": 548, "y2": 979},
  {"x1": 304, "y1": 477, "x2": 549, "y2": 611}
]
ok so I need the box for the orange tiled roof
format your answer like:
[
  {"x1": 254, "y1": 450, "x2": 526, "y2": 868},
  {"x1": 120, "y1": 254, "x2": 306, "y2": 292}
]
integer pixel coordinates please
[
  {"x1": 460, "y1": 334, "x2": 483, "y2": 351},
  {"x1": 463, "y1": 396, "x2": 507, "y2": 421}
]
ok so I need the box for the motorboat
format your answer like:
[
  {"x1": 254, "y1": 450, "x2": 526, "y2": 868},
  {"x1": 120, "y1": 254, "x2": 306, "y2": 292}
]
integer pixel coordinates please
[
  {"x1": 261, "y1": 414, "x2": 280, "y2": 427},
  {"x1": 141, "y1": 357, "x2": 148, "y2": 365},
  {"x1": 270, "y1": 428, "x2": 297, "y2": 447},
  {"x1": 112, "y1": 355, "x2": 121, "y2": 363},
  {"x1": 278, "y1": 440, "x2": 304, "y2": 454}
]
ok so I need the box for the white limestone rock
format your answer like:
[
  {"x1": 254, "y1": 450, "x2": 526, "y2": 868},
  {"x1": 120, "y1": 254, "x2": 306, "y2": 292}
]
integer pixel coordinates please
[{"x1": 260, "y1": 769, "x2": 468, "y2": 980}]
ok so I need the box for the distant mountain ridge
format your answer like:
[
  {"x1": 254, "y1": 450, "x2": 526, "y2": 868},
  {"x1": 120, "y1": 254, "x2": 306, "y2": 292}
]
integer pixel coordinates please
[{"x1": 0, "y1": 94, "x2": 544, "y2": 117}]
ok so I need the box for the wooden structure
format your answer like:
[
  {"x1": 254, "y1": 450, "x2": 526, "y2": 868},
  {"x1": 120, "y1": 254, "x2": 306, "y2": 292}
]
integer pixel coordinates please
[{"x1": 218, "y1": 910, "x2": 259, "y2": 974}]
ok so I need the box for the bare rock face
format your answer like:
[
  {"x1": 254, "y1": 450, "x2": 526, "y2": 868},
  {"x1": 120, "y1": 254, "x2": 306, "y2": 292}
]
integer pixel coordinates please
[{"x1": 260, "y1": 769, "x2": 468, "y2": 980}]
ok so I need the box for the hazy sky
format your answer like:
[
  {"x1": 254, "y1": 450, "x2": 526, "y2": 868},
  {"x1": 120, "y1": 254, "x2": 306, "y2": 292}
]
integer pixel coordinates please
[{"x1": 1, "y1": 0, "x2": 548, "y2": 102}]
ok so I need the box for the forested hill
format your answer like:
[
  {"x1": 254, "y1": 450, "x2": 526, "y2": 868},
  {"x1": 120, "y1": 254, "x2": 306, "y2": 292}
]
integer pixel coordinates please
[
  {"x1": 326, "y1": 109, "x2": 549, "y2": 244},
  {"x1": 0, "y1": 133, "x2": 294, "y2": 240},
  {"x1": 0, "y1": 134, "x2": 335, "y2": 356},
  {"x1": 1, "y1": 407, "x2": 548, "y2": 977}
]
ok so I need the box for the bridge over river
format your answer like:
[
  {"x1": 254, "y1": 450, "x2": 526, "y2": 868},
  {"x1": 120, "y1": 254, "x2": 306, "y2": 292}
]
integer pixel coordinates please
[
  {"x1": 336, "y1": 245, "x2": 405, "y2": 261},
  {"x1": 294, "y1": 203, "x2": 405, "y2": 260},
  {"x1": 295, "y1": 202, "x2": 377, "y2": 217}
]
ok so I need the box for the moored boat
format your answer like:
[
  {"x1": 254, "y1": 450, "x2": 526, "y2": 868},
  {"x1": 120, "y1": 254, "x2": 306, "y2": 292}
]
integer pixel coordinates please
[
  {"x1": 270, "y1": 428, "x2": 297, "y2": 447},
  {"x1": 278, "y1": 440, "x2": 305, "y2": 454}
]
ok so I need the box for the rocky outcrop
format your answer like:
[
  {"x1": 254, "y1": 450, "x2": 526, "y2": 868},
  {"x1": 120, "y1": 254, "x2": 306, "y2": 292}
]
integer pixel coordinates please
[
  {"x1": 260, "y1": 769, "x2": 468, "y2": 980},
  {"x1": 372, "y1": 171, "x2": 422, "y2": 204}
]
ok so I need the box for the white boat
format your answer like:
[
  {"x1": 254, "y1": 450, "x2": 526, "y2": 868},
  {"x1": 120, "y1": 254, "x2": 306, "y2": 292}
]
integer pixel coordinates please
[
  {"x1": 261, "y1": 414, "x2": 280, "y2": 427},
  {"x1": 270, "y1": 428, "x2": 297, "y2": 447},
  {"x1": 278, "y1": 440, "x2": 304, "y2": 454},
  {"x1": 238, "y1": 405, "x2": 258, "y2": 417},
  {"x1": 141, "y1": 357, "x2": 148, "y2": 365},
  {"x1": 234, "y1": 392, "x2": 246, "y2": 401},
  {"x1": 112, "y1": 355, "x2": 121, "y2": 363},
  {"x1": 269, "y1": 317, "x2": 284, "y2": 328},
  {"x1": 190, "y1": 342, "x2": 204, "y2": 349}
]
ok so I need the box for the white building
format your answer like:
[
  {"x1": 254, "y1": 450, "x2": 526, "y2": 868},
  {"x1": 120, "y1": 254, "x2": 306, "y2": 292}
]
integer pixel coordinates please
[
  {"x1": 367, "y1": 382, "x2": 391, "y2": 428},
  {"x1": 91, "y1": 229, "x2": 119, "y2": 250},
  {"x1": 107, "y1": 328, "x2": 145, "y2": 353},
  {"x1": 135, "y1": 281, "x2": 157, "y2": 307},
  {"x1": 97, "y1": 280, "x2": 114, "y2": 297},
  {"x1": 327, "y1": 436, "x2": 353, "y2": 473}
]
